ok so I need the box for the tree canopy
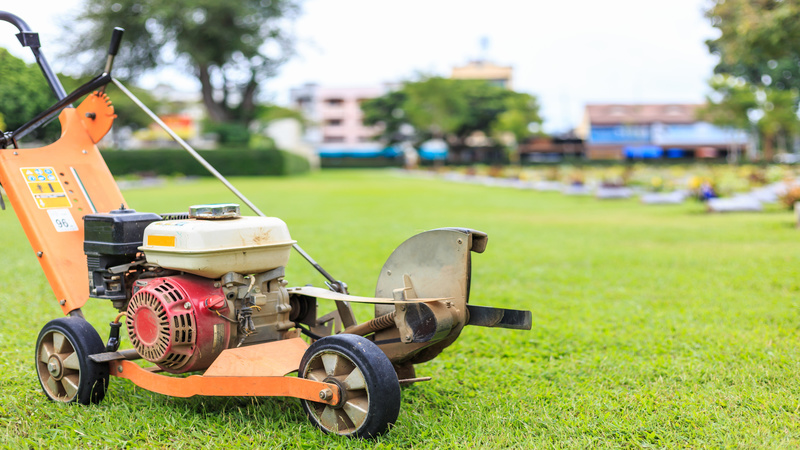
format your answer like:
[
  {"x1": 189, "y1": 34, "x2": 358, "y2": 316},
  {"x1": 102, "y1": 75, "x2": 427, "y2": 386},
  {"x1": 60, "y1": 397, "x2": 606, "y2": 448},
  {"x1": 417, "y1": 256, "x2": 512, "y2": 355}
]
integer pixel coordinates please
[
  {"x1": 704, "y1": 0, "x2": 800, "y2": 159},
  {"x1": 0, "y1": 48, "x2": 59, "y2": 140},
  {"x1": 706, "y1": 0, "x2": 800, "y2": 92},
  {"x1": 0, "y1": 46, "x2": 161, "y2": 145},
  {"x1": 698, "y1": 74, "x2": 800, "y2": 160},
  {"x1": 67, "y1": 0, "x2": 300, "y2": 126},
  {"x1": 361, "y1": 77, "x2": 542, "y2": 149}
]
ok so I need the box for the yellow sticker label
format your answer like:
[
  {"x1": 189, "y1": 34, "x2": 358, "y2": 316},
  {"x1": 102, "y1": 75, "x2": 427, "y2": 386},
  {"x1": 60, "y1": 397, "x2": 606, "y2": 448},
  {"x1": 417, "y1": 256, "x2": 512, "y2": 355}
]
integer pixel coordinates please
[
  {"x1": 21, "y1": 167, "x2": 71, "y2": 209},
  {"x1": 147, "y1": 235, "x2": 176, "y2": 247}
]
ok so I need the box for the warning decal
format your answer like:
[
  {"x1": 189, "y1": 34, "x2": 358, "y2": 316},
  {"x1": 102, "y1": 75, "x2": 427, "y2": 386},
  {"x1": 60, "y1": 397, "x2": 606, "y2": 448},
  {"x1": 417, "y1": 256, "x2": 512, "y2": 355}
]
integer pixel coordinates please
[{"x1": 20, "y1": 167, "x2": 71, "y2": 209}]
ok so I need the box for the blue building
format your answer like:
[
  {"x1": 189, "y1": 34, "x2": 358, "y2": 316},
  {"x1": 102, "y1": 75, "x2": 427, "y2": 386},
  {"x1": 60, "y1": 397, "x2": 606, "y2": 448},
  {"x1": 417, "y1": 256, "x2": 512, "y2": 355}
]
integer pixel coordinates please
[{"x1": 577, "y1": 104, "x2": 748, "y2": 160}]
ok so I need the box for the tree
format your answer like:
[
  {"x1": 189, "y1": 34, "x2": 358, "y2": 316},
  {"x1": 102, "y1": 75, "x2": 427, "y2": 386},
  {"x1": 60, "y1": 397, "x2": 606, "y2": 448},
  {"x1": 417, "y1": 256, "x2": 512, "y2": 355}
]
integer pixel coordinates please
[
  {"x1": 706, "y1": 0, "x2": 800, "y2": 92},
  {"x1": 698, "y1": 74, "x2": 799, "y2": 161},
  {"x1": 706, "y1": 0, "x2": 800, "y2": 159},
  {"x1": 491, "y1": 93, "x2": 543, "y2": 145},
  {"x1": 67, "y1": 0, "x2": 300, "y2": 128},
  {"x1": 360, "y1": 90, "x2": 410, "y2": 144},
  {"x1": 697, "y1": 75, "x2": 757, "y2": 161},
  {"x1": 361, "y1": 77, "x2": 543, "y2": 151},
  {"x1": 0, "y1": 48, "x2": 60, "y2": 141},
  {"x1": 758, "y1": 87, "x2": 800, "y2": 159}
]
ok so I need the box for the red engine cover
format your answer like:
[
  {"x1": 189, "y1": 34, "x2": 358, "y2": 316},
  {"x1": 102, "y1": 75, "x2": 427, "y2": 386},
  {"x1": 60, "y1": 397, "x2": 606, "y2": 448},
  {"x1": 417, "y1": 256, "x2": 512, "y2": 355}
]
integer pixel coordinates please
[{"x1": 126, "y1": 275, "x2": 232, "y2": 373}]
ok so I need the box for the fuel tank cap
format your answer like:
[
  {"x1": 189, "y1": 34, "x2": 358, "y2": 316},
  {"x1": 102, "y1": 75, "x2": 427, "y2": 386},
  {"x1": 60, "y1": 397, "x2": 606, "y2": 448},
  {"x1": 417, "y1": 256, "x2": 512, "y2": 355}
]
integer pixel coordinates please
[{"x1": 189, "y1": 203, "x2": 240, "y2": 220}]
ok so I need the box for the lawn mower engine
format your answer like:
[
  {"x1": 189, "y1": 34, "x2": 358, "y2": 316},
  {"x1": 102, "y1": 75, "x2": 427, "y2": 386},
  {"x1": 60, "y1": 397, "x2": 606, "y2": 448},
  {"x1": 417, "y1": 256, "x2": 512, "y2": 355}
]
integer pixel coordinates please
[{"x1": 84, "y1": 204, "x2": 299, "y2": 374}]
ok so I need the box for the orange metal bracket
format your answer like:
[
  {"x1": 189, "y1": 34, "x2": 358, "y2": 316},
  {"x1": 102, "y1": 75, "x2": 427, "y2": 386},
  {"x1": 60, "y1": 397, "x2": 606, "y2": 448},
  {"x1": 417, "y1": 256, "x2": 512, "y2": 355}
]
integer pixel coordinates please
[
  {"x1": 110, "y1": 360, "x2": 341, "y2": 405},
  {"x1": 0, "y1": 95, "x2": 125, "y2": 314},
  {"x1": 203, "y1": 337, "x2": 308, "y2": 377}
]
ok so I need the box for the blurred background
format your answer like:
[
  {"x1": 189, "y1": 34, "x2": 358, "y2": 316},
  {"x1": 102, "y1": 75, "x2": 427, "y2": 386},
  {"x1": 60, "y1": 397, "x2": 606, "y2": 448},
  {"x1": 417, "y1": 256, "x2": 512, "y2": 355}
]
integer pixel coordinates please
[{"x1": 0, "y1": 0, "x2": 796, "y2": 168}]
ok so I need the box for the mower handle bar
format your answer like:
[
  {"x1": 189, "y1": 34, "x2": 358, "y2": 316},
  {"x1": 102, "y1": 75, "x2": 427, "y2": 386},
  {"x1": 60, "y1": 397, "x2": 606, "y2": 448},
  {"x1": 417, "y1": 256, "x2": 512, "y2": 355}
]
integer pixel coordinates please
[
  {"x1": 0, "y1": 13, "x2": 123, "y2": 147},
  {"x1": 1, "y1": 72, "x2": 112, "y2": 148},
  {"x1": 0, "y1": 11, "x2": 67, "y2": 101}
]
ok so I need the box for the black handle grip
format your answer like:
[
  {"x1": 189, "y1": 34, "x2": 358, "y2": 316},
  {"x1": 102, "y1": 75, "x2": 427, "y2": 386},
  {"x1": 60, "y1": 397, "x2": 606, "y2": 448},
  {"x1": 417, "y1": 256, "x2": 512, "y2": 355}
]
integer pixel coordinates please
[{"x1": 108, "y1": 27, "x2": 124, "y2": 56}]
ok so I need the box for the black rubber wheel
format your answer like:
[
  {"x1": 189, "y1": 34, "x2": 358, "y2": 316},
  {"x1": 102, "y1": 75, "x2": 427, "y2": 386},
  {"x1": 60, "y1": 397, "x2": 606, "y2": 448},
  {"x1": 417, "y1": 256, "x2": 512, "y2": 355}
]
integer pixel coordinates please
[
  {"x1": 299, "y1": 334, "x2": 401, "y2": 438},
  {"x1": 35, "y1": 317, "x2": 109, "y2": 405}
]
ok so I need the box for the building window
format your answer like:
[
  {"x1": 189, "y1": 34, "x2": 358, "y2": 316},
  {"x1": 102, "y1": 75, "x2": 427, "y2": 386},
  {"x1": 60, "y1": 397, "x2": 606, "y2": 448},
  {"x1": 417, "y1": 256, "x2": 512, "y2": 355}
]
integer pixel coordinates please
[
  {"x1": 325, "y1": 98, "x2": 344, "y2": 106},
  {"x1": 323, "y1": 136, "x2": 345, "y2": 143},
  {"x1": 325, "y1": 119, "x2": 343, "y2": 126}
]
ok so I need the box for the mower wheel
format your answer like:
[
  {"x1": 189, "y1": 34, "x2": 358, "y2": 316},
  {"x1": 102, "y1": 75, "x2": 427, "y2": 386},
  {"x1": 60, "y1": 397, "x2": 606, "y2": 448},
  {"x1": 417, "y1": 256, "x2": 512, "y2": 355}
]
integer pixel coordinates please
[
  {"x1": 35, "y1": 317, "x2": 109, "y2": 405},
  {"x1": 299, "y1": 334, "x2": 401, "y2": 438}
]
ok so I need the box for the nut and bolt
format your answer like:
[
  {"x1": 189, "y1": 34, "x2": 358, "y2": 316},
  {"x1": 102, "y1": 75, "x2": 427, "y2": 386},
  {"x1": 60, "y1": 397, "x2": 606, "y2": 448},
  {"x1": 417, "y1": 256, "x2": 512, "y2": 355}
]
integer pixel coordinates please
[
  {"x1": 47, "y1": 361, "x2": 59, "y2": 376},
  {"x1": 183, "y1": 301, "x2": 191, "y2": 309},
  {"x1": 319, "y1": 389, "x2": 333, "y2": 400}
]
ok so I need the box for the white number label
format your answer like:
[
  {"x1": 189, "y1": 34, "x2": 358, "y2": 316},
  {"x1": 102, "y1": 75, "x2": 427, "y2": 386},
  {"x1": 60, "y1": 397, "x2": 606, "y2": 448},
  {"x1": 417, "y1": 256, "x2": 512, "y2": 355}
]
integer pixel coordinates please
[{"x1": 47, "y1": 209, "x2": 79, "y2": 232}]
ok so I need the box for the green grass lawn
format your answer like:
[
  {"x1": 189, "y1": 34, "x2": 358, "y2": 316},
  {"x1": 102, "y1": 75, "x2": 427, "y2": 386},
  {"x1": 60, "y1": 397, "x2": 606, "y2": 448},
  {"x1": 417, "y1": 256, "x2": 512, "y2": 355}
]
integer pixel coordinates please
[{"x1": 2, "y1": 169, "x2": 800, "y2": 448}]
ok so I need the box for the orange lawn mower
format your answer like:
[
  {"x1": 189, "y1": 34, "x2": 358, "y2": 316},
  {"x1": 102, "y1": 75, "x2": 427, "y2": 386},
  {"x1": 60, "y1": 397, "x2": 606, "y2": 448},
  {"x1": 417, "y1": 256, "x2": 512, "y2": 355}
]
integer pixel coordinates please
[{"x1": 0, "y1": 12, "x2": 532, "y2": 438}]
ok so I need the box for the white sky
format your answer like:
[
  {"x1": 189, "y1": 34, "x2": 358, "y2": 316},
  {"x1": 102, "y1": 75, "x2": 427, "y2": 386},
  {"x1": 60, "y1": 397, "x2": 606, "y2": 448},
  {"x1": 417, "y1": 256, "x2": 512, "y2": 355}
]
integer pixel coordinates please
[{"x1": 0, "y1": 0, "x2": 719, "y2": 132}]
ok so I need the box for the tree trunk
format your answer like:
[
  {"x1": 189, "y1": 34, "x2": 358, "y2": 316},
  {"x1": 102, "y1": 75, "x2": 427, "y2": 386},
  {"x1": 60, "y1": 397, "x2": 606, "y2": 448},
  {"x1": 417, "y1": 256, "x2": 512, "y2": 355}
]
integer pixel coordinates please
[
  {"x1": 240, "y1": 75, "x2": 259, "y2": 123},
  {"x1": 197, "y1": 64, "x2": 232, "y2": 122},
  {"x1": 763, "y1": 132, "x2": 775, "y2": 162}
]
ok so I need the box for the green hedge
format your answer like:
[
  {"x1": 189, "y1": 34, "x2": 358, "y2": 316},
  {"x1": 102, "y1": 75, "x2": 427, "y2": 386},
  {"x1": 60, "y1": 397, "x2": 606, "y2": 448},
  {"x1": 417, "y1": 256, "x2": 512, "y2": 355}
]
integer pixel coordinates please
[
  {"x1": 100, "y1": 147, "x2": 310, "y2": 176},
  {"x1": 320, "y1": 156, "x2": 403, "y2": 168}
]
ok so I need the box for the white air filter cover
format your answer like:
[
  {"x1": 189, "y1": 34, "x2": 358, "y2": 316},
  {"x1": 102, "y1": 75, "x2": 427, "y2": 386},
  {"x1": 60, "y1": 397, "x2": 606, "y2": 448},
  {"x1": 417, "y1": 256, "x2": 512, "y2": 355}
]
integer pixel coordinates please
[{"x1": 141, "y1": 216, "x2": 296, "y2": 278}]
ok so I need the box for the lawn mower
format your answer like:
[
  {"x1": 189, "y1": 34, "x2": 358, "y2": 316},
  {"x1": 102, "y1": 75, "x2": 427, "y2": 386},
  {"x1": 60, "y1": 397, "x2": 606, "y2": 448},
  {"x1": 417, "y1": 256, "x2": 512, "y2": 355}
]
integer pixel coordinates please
[{"x1": 0, "y1": 12, "x2": 532, "y2": 438}]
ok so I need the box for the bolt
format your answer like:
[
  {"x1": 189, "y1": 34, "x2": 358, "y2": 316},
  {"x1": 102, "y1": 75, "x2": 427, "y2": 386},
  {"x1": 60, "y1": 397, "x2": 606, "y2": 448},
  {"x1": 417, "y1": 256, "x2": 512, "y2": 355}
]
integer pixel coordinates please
[
  {"x1": 36, "y1": 251, "x2": 43, "y2": 257},
  {"x1": 59, "y1": 300, "x2": 66, "y2": 306},
  {"x1": 135, "y1": 280, "x2": 148, "y2": 287},
  {"x1": 82, "y1": 150, "x2": 88, "y2": 154},
  {"x1": 319, "y1": 389, "x2": 333, "y2": 400},
  {"x1": 117, "y1": 365, "x2": 123, "y2": 373},
  {"x1": 457, "y1": 238, "x2": 463, "y2": 245},
  {"x1": 404, "y1": 334, "x2": 413, "y2": 343},
  {"x1": 446, "y1": 301, "x2": 453, "y2": 308},
  {"x1": 398, "y1": 304, "x2": 406, "y2": 311},
  {"x1": 12, "y1": 151, "x2": 18, "y2": 155},
  {"x1": 184, "y1": 301, "x2": 191, "y2": 309},
  {"x1": 213, "y1": 282, "x2": 221, "y2": 288},
  {"x1": 387, "y1": 270, "x2": 392, "y2": 276}
]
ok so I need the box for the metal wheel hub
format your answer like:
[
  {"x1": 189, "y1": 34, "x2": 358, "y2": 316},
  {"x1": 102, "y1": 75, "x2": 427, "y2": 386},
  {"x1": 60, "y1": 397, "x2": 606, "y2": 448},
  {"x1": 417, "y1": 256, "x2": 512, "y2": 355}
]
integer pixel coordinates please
[
  {"x1": 304, "y1": 350, "x2": 370, "y2": 434},
  {"x1": 322, "y1": 376, "x2": 347, "y2": 409},
  {"x1": 37, "y1": 330, "x2": 81, "y2": 402},
  {"x1": 47, "y1": 355, "x2": 64, "y2": 379}
]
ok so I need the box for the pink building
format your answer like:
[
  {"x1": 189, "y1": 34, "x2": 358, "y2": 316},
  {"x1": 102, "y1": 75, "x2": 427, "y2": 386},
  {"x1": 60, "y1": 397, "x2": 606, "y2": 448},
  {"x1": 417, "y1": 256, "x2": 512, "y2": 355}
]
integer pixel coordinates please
[{"x1": 290, "y1": 83, "x2": 395, "y2": 157}]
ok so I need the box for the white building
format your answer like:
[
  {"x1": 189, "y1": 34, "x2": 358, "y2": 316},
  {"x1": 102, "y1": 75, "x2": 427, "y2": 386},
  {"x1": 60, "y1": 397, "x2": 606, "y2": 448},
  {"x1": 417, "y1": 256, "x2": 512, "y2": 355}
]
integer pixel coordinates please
[{"x1": 290, "y1": 83, "x2": 396, "y2": 158}]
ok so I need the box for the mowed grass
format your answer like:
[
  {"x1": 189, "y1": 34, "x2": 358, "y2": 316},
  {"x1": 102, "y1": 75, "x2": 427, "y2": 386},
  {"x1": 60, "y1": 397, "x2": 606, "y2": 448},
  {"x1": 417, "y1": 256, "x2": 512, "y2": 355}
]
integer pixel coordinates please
[{"x1": 2, "y1": 168, "x2": 800, "y2": 448}]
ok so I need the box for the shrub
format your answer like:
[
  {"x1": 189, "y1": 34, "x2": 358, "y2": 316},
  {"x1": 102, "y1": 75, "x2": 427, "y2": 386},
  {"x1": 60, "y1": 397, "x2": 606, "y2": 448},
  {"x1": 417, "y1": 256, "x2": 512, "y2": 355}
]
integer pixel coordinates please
[{"x1": 100, "y1": 146, "x2": 310, "y2": 177}]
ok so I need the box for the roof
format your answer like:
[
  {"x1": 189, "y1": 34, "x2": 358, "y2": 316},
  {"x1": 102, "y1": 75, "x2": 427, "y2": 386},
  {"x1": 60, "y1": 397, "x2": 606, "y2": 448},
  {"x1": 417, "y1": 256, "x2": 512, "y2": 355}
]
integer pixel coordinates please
[{"x1": 585, "y1": 104, "x2": 702, "y2": 125}]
